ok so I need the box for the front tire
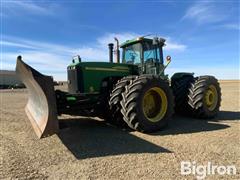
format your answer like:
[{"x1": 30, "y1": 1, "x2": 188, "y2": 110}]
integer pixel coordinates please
[{"x1": 120, "y1": 75, "x2": 174, "y2": 132}]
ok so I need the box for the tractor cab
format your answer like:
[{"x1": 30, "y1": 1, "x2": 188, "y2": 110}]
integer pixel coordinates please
[{"x1": 120, "y1": 37, "x2": 166, "y2": 75}]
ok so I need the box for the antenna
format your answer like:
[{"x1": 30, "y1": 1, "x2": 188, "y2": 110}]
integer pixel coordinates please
[{"x1": 140, "y1": 34, "x2": 153, "y2": 38}]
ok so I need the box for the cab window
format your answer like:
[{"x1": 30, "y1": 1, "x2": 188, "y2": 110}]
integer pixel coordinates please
[
  {"x1": 123, "y1": 43, "x2": 141, "y2": 64},
  {"x1": 143, "y1": 42, "x2": 159, "y2": 62}
]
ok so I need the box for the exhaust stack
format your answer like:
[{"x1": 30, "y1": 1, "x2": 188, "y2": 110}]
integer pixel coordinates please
[
  {"x1": 114, "y1": 37, "x2": 120, "y2": 63},
  {"x1": 108, "y1": 43, "x2": 114, "y2": 63}
]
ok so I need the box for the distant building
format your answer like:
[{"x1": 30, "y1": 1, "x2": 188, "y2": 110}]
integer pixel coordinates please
[{"x1": 0, "y1": 70, "x2": 21, "y2": 85}]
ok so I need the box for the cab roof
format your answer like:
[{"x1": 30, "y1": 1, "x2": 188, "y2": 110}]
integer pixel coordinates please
[{"x1": 120, "y1": 37, "x2": 153, "y2": 48}]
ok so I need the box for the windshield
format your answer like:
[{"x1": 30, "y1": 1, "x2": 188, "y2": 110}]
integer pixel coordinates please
[
  {"x1": 123, "y1": 43, "x2": 141, "y2": 64},
  {"x1": 143, "y1": 42, "x2": 159, "y2": 62},
  {"x1": 122, "y1": 41, "x2": 161, "y2": 64}
]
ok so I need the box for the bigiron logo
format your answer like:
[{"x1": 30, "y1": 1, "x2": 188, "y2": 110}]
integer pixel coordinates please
[{"x1": 180, "y1": 161, "x2": 237, "y2": 179}]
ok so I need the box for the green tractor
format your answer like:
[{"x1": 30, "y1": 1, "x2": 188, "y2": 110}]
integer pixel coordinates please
[{"x1": 16, "y1": 36, "x2": 221, "y2": 138}]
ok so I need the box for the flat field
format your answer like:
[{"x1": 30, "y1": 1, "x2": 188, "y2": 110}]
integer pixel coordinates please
[{"x1": 0, "y1": 81, "x2": 239, "y2": 179}]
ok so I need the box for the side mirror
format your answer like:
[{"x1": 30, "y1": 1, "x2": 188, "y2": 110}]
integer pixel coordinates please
[{"x1": 159, "y1": 38, "x2": 166, "y2": 43}]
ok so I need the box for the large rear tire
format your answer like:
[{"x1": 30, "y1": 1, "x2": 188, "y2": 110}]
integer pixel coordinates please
[
  {"x1": 171, "y1": 75, "x2": 194, "y2": 115},
  {"x1": 188, "y1": 76, "x2": 221, "y2": 118},
  {"x1": 108, "y1": 76, "x2": 137, "y2": 126},
  {"x1": 120, "y1": 75, "x2": 174, "y2": 132}
]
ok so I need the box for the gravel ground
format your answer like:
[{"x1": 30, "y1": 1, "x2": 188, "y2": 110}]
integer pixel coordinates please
[{"x1": 0, "y1": 81, "x2": 239, "y2": 179}]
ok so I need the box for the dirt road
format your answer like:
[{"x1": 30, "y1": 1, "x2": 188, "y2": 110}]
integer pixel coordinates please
[{"x1": 1, "y1": 81, "x2": 239, "y2": 179}]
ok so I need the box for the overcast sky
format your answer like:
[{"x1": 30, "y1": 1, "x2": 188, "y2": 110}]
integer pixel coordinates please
[{"x1": 1, "y1": 0, "x2": 239, "y2": 80}]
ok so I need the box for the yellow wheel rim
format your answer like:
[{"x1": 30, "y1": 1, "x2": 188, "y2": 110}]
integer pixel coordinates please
[
  {"x1": 142, "y1": 87, "x2": 168, "y2": 122},
  {"x1": 205, "y1": 85, "x2": 218, "y2": 111}
]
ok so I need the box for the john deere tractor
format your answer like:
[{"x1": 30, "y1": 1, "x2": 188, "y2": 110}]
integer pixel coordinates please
[{"x1": 16, "y1": 36, "x2": 221, "y2": 138}]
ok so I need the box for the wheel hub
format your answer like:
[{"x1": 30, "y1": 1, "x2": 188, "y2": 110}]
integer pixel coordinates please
[
  {"x1": 205, "y1": 85, "x2": 218, "y2": 111},
  {"x1": 142, "y1": 87, "x2": 168, "y2": 122}
]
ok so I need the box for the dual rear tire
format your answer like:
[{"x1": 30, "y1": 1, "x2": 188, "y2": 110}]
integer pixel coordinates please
[
  {"x1": 171, "y1": 75, "x2": 194, "y2": 115},
  {"x1": 172, "y1": 75, "x2": 221, "y2": 118}
]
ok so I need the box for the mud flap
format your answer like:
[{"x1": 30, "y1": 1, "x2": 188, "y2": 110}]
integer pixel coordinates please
[{"x1": 16, "y1": 56, "x2": 59, "y2": 138}]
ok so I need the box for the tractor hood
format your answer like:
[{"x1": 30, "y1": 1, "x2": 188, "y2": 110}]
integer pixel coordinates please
[
  {"x1": 68, "y1": 61, "x2": 136, "y2": 70},
  {"x1": 67, "y1": 62, "x2": 139, "y2": 94}
]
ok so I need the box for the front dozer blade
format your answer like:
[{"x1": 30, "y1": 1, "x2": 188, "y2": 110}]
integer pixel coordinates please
[{"x1": 16, "y1": 56, "x2": 59, "y2": 138}]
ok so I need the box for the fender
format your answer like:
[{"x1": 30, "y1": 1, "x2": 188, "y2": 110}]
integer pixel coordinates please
[{"x1": 171, "y1": 72, "x2": 194, "y2": 82}]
